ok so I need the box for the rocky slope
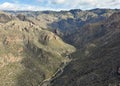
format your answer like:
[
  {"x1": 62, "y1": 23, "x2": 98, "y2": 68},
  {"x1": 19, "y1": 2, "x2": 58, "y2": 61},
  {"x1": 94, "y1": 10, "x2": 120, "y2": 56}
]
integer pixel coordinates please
[
  {"x1": 0, "y1": 12, "x2": 75, "y2": 86},
  {"x1": 0, "y1": 9, "x2": 120, "y2": 86},
  {"x1": 0, "y1": 11, "x2": 17, "y2": 23},
  {"x1": 50, "y1": 12, "x2": 120, "y2": 86}
]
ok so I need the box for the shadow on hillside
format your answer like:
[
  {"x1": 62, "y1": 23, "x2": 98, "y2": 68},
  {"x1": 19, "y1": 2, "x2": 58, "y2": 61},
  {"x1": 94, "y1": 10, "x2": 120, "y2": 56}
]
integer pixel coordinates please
[
  {"x1": 50, "y1": 32, "x2": 120, "y2": 86},
  {"x1": 47, "y1": 16, "x2": 107, "y2": 49},
  {"x1": 47, "y1": 16, "x2": 106, "y2": 33}
]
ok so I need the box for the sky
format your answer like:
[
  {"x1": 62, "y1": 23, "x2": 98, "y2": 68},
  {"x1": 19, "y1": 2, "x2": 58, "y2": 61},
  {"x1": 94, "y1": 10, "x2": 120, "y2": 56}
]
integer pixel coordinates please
[{"x1": 0, "y1": 0, "x2": 120, "y2": 11}]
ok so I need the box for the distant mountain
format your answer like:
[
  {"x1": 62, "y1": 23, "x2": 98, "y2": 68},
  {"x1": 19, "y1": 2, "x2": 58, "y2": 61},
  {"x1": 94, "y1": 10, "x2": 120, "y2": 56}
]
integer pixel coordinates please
[{"x1": 4, "y1": 9, "x2": 120, "y2": 33}]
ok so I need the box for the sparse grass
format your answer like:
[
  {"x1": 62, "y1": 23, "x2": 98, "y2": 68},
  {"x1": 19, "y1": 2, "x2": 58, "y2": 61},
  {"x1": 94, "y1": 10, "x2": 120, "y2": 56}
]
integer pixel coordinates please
[{"x1": 0, "y1": 19, "x2": 75, "y2": 86}]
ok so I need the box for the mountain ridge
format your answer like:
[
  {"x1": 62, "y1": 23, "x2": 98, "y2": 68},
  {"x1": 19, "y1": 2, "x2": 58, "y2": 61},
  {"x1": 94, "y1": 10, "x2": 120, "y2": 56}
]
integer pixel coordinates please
[{"x1": 0, "y1": 9, "x2": 120, "y2": 86}]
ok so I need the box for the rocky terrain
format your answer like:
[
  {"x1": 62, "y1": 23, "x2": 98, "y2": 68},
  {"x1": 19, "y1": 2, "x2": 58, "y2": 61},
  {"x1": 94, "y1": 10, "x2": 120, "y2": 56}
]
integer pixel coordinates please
[
  {"x1": 50, "y1": 12, "x2": 120, "y2": 86},
  {"x1": 0, "y1": 11, "x2": 75, "y2": 86},
  {"x1": 0, "y1": 9, "x2": 120, "y2": 86}
]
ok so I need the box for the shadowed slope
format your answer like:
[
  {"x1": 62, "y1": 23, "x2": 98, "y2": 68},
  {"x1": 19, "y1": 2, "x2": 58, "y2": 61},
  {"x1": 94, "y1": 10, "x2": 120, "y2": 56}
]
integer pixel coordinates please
[{"x1": 50, "y1": 12, "x2": 120, "y2": 86}]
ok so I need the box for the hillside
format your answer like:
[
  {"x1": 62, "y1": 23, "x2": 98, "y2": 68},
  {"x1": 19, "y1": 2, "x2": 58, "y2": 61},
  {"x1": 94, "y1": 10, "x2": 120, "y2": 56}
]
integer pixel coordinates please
[
  {"x1": 0, "y1": 12, "x2": 75, "y2": 86},
  {"x1": 0, "y1": 9, "x2": 120, "y2": 86},
  {"x1": 50, "y1": 12, "x2": 120, "y2": 86}
]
